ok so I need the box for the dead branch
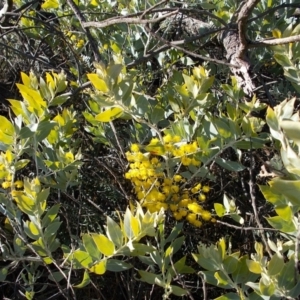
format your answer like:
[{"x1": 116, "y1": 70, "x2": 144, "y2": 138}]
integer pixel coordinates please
[
  {"x1": 83, "y1": 10, "x2": 179, "y2": 29},
  {"x1": 249, "y1": 34, "x2": 300, "y2": 47}
]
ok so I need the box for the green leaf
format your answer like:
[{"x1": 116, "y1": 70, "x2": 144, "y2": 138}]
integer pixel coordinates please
[
  {"x1": 183, "y1": 74, "x2": 198, "y2": 98},
  {"x1": 268, "y1": 253, "x2": 284, "y2": 276},
  {"x1": 91, "y1": 233, "x2": 115, "y2": 256},
  {"x1": 106, "y1": 259, "x2": 132, "y2": 272},
  {"x1": 201, "y1": 3, "x2": 217, "y2": 9},
  {"x1": 149, "y1": 106, "x2": 165, "y2": 124},
  {"x1": 36, "y1": 121, "x2": 57, "y2": 142},
  {"x1": 246, "y1": 260, "x2": 262, "y2": 274},
  {"x1": 259, "y1": 184, "x2": 286, "y2": 207},
  {"x1": 232, "y1": 255, "x2": 260, "y2": 284},
  {"x1": 0, "y1": 268, "x2": 8, "y2": 281},
  {"x1": 213, "y1": 118, "x2": 232, "y2": 138},
  {"x1": 13, "y1": 237, "x2": 26, "y2": 256},
  {"x1": 44, "y1": 221, "x2": 61, "y2": 240},
  {"x1": 50, "y1": 95, "x2": 69, "y2": 107},
  {"x1": 13, "y1": 194, "x2": 35, "y2": 215},
  {"x1": 277, "y1": 258, "x2": 296, "y2": 290},
  {"x1": 82, "y1": 234, "x2": 102, "y2": 261},
  {"x1": 107, "y1": 64, "x2": 123, "y2": 83},
  {"x1": 274, "y1": 53, "x2": 293, "y2": 68},
  {"x1": 259, "y1": 276, "x2": 275, "y2": 296},
  {"x1": 48, "y1": 270, "x2": 69, "y2": 282},
  {"x1": 36, "y1": 188, "x2": 50, "y2": 215},
  {"x1": 138, "y1": 270, "x2": 162, "y2": 285},
  {"x1": 215, "y1": 293, "x2": 241, "y2": 300},
  {"x1": 275, "y1": 205, "x2": 293, "y2": 221},
  {"x1": 15, "y1": 159, "x2": 30, "y2": 171},
  {"x1": 123, "y1": 243, "x2": 155, "y2": 256},
  {"x1": 215, "y1": 270, "x2": 230, "y2": 286},
  {"x1": 106, "y1": 216, "x2": 123, "y2": 248},
  {"x1": 270, "y1": 179, "x2": 300, "y2": 207},
  {"x1": 168, "y1": 256, "x2": 195, "y2": 277},
  {"x1": 267, "y1": 216, "x2": 296, "y2": 232},
  {"x1": 74, "y1": 270, "x2": 90, "y2": 288},
  {"x1": 31, "y1": 238, "x2": 47, "y2": 256},
  {"x1": 73, "y1": 250, "x2": 93, "y2": 268},
  {"x1": 165, "y1": 222, "x2": 183, "y2": 244},
  {"x1": 215, "y1": 158, "x2": 245, "y2": 172},
  {"x1": 192, "y1": 253, "x2": 219, "y2": 271},
  {"x1": 223, "y1": 256, "x2": 238, "y2": 274},
  {"x1": 42, "y1": 204, "x2": 60, "y2": 228},
  {"x1": 201, "y1": 270, "x2": 232, "y2": 289},
  {"x1": 170, "y1": 285, "x2": 188, "y2": 296}
]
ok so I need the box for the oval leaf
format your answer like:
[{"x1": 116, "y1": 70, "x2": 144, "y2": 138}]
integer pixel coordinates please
[{"x1": 95, "y1": 107, "x2": 123, "y2": 122}]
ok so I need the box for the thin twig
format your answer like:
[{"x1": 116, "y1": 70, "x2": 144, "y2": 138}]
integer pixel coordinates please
[
  {"x1": 144, "y1": 23, "x2": 239, "y2": 68},
  {"x1": 248, "y1": 145, "x2": 272, "y2": 257},
  {"x1": 66, "y1": 0, "x2": 101, "y2": 62},
  {"x1": 140, "y1": 0, "x2": 168, "y2": 19},
  {"x1": 247, "y1": 3, "x2": 300, "y2": 24},
  {"x1": 216, "y1": 220, "x2": 278, "y2": 231},
  {"x1": 170, "y1": 256, "x2": 195, "y2": 300},
  {"x1": 249, "y1": 34, "x2": 300, "y2": 47},
  {"x1": 200, "y1": 273, "x2": 207, "y2": 300},
  {"x1": 109, "y1": 121, "x2": 126, "y2": 159}
]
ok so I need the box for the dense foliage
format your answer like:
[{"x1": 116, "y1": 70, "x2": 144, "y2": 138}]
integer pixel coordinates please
[{"x1": 1, "y1": 0, "x2": 300, "y2": 299}]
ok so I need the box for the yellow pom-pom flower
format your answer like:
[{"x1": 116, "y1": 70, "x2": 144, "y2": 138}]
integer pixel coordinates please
[
  {"x1": 130, "y1": 144, "x2": 140, "y2": 152},
  {"x1": 188, "y1": 203, "x2": 203, "y2": 214},
  {"x1": 2, "y1": 181, "x2": 11, "y2": 189},
  {"x1": 201, "y1": 210, "x2": 212, "y2": 221},
  {"x1": 198, "y1": 194, "x2": 206, "y2": 202},
  {"x1": 186, "y1": 213, "x2": 197, "y2": 224},
  {"x1": 202, "y1": 185, "x2": 210, "y2": 193},
  {"x1": 193, "y1": 220, "x2": 202, "y2": 227},
  {"x1": 14, "y1": 180, "x2": 24, "y2": 189}
]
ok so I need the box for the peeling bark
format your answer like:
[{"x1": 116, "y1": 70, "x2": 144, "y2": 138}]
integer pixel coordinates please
[
  {"x1": 164, "y1": 13, "x2": 256, "y2": 96},
  {"x1": 218, "y1": 29, "x2": 255, "y2": 97}
]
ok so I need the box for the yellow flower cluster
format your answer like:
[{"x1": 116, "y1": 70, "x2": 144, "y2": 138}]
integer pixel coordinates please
[
  {"x1": 2, "y1": 178, "x2": 24, "y2": 190},
  {"x1": 125, "y1": 135, "x2": 214, "y2": 227}
]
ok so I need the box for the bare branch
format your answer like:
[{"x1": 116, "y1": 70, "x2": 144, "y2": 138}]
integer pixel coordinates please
[
  {"x1": 249, "y1": 34, "x2": 300, "y2": 47},
  {"x1": 83, "y1": 10, "x2": 178, "y2": 29},
  {"x1": 140, "y1": 0, "x2": 168, "y2": 19},
  {"x1": 144, "y1": 23, "x2": 238, "y2": 68},
  {"x1": 83, "y1": 7, "x2": 227, "y2": 29},
  {"x1": 127, "y1": 25, "x2": 226, "y2": 68},
  {"x1": 236, "y1": 0, "x2": 261, "y2": 59},
  {"x1": 248, "y1": 145, "x2": 272, "y2": 257}
]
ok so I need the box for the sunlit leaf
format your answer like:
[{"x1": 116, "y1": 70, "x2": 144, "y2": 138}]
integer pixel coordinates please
[
  {"x1": 91, "y1": 233, "x2": 115, "y2": 256},
  {"x1": 89, "y1": 260, "x2": 106, "y2": 275},
  {"x1": 95, "y1": 107, "x2": 123, "y2": 122},
  {"x1": 41, "y1": 0, "x2": 59, "y2": 9},
  {"x1": 87, "y1": 74, "x2": 109, "y2": 92}
]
